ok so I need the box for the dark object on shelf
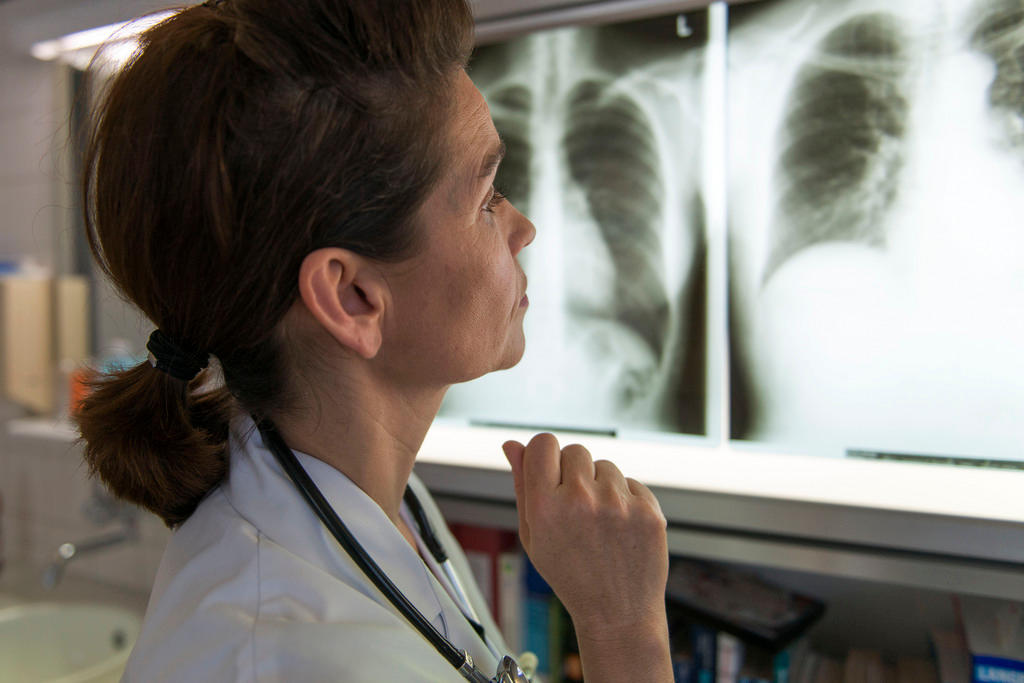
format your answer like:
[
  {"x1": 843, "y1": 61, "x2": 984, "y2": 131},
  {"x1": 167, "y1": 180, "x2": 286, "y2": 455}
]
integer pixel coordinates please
[{"x1": 665, "y1": 557, "x2": 826, "y2": 651}]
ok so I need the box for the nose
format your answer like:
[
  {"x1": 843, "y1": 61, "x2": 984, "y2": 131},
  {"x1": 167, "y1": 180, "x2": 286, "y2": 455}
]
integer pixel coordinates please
[{"x1": 508, "y1": 204, "x2": 536, "y2": 256}]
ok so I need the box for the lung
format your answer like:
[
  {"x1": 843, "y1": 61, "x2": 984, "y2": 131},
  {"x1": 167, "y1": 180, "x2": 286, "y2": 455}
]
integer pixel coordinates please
[
  {"x1": 968, "y1": 0, "x2": 1024, "y2": 151},
  {"x1": 563, "y1": 79, "x2": 669, "y2": 361},
  {"x1": 728, "y1": 0, "x2": 1024, "y2": 462},
  {"x1": 765, "y1": 12, "x2": 912, "y2": 281}
]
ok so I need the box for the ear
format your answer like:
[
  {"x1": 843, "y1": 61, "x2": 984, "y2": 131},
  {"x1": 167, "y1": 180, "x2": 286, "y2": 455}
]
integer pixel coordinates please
[{"x1": 297, "y1": 248, "x2": 386, "y2": 359}]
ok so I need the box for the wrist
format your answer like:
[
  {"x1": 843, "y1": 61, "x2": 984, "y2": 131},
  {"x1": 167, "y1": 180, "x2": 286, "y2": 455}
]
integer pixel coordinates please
[
  {"x1": 574, "y1": 609, "x2": 669, "y2": 652},
  {"x1": 572, "y1": 604, "x2": 668, "y2": 645},
  {"x1": 573, "y1": 613, "x2": 672, "y2": 683}
]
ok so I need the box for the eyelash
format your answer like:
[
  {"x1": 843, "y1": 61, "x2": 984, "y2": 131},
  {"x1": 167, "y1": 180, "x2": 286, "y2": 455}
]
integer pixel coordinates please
[{"x1": 483, "y1": 187, "x2": 506, "y2": 214}]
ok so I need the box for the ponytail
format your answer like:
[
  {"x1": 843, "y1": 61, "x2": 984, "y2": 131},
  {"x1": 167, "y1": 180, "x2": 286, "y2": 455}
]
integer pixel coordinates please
[{"x1": 76, "y1": 362, "x2": 234, "y2": 527}]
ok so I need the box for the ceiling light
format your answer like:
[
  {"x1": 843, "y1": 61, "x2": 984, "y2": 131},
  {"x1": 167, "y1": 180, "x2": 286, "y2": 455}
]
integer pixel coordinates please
[{"x1": 30, "y1": 12, "x2": 177, "y2": 68}]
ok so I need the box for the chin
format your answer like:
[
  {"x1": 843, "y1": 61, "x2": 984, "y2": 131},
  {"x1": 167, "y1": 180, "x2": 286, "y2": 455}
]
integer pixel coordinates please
[
  {"x1": 485, "y1": 337, "x2": 527, "y2": 377},
  {"x1": 501, "y1": 333, "x2": 527, "y2": 369},
  {"x1": 498, "y1": 346, "x2": 526, "y2": 372},
  {"x1": 450, "y1": 346, "x2": 525, "y2": 386}
]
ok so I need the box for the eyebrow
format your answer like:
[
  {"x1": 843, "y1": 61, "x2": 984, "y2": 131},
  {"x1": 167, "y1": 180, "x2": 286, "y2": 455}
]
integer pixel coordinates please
[{"x1": 478, "y1": 140, "x2": 507, "y2": 179}]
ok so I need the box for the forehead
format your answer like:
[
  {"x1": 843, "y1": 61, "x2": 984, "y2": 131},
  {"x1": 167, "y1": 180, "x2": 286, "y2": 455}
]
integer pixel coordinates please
[
  {"x1": 451, "y1": 70, "x2": 499, "y2": 171},
  {"x1": 419, "y1": 70, "x2": 501, "y2": 217}
]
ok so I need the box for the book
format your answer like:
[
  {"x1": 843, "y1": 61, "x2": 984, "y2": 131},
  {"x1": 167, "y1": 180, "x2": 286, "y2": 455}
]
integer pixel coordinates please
[
  {"x1": 956, "y1": 595, "x2": 1024, "y2": 683},
  {"x1": 897, "y1": 656, "x2": 939, "y2": 683},
  {"x1": 793, "y1": 650, "x2": 820, "y2": 683},
  {"x1": 665, "y1": 558, "x2": 825, "y2": 651},
  {"x1": 692, "y1": 623, "x2": 718, "y2": 683},
  {"x1": 497, "y1": 549, "x2": 524, "y2": 655},
  {"x1": 812, "y1": 656, "x2": 842, "y2": 683},
  {"x1": 448, "y1": 523, "x2": 519, "y2": 624},
  {"x1": 930, "y1": 629, "x2": 971, "y2": 683},
  {"x1": 718, "y1": 632, "x2": 744, "y2": 683},
  {"x1": 792, "y1": 651, "x2": 842, "y2": 683},
  {"x1": 737, "y1": 637, "x2": 775, "y2": 683},
  {"x1": 522, "y1": 559, "x2": 555, "y2": 677},
  {"x1": 843, "y1": 649, "x2": 894, "y2": 683},
  {"x1": 773, "y1": 638, "x2": 811, "y2": 683},
  {"x1": 673, "y1": 652, "x2": 696, "y2": 683}
]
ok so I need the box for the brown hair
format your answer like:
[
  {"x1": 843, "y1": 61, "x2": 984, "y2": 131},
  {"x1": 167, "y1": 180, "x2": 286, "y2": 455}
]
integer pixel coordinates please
[{"x1": 76, "y1": 0, "x2": 474, "y2": 527}]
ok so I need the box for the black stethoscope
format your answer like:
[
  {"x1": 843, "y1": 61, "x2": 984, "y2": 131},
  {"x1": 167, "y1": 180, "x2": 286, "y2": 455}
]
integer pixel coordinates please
[{"x1": 256, "y1": 417, "x2": 533, "y2": 683}]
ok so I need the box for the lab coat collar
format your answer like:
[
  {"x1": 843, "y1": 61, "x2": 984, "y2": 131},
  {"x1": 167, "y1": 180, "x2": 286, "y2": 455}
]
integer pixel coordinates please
[{"x1": 222, "y1": 414, "x2": 450, "y2": 637}]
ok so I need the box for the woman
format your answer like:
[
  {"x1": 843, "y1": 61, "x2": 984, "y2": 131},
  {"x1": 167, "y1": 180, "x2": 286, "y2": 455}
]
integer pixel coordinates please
[{"x1": 76, "y1": 0, "x2": 672, "y2": 680}]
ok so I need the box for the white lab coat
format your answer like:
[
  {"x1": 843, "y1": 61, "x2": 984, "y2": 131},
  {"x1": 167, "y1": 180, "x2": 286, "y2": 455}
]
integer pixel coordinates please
[{"x1": 123, "y1": 414, "x2": 509, "y2": 682}]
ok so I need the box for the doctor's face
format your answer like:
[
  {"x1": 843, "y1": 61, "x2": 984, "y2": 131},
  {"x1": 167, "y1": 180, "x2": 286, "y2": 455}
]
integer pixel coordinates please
[{"x1": 380, "y1": 70, "x2": 537, "y2": 387}]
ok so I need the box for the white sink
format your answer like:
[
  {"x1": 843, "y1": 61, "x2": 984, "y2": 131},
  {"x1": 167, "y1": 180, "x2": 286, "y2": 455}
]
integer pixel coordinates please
[{"x1": 0, "y1": 602, "x2": 140, "y2": 683}]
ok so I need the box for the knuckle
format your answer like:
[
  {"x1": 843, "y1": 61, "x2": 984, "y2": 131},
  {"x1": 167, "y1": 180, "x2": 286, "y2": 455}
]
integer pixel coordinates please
[
  {"x1": 561, "y1": 443, "x2": 591, "y2": 458},
  {"x1": 567, "y1": 483, "x2": 598, "y2": 512},
  {"x1": 637, "y1": 503, "x2": 668, "y2": 534},
  {"x1": 595, "y1": 488, "x2": 629, "y2": 520}
]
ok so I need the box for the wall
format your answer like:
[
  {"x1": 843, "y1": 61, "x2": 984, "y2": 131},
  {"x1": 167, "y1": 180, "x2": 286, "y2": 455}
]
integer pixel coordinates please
[
  {"x1": 0, "y1": 42, "x2": 169, "y2": 598},
  {"x1": 0, "y1": 45, "x2": 165, "y2": 597},
  {"x1": 0, "y1": 399, "x2": 169, "y2": 597},
  {"x1": 0, "y1": 50, "x2": 67, "y2": 271}
]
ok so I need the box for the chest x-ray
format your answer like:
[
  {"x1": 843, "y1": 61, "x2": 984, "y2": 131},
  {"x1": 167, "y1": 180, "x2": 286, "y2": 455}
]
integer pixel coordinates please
[
  {"x1": 729, "y1": 0, "x2": 1024, "y2": 459},
  {"x1": 441, "y1": 12, "x2": 709, "y2": 435}
]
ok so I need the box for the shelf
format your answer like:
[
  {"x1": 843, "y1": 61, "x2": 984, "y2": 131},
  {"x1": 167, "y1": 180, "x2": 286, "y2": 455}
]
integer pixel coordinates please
[
  {"x1": 415, "y1": 422, "x2": 1024, "y2": 602},
  {"x1": 9, "y1": 414, "x2": 1023, "y2": 600},
  {"x1": 7, "y1": 417, "x2": 78, "y2": 442}
]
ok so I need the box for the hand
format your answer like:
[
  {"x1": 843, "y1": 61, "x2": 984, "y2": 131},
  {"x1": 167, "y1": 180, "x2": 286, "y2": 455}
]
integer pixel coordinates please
[{"x1": 502, "y1": 433, "x2": 670, "y2": 644}]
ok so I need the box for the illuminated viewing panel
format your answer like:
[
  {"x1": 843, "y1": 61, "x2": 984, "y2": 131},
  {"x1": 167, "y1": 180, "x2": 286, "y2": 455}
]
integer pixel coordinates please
[
  {"x1": 442, "y1": 9, "x2": 711, "y2": 436},
  {"x1": 728, "y1": 0, "x2": 1024, "y2": 461},
  {"x1": 442, "y1": 0, "x2": 1024, "y2": 463}
]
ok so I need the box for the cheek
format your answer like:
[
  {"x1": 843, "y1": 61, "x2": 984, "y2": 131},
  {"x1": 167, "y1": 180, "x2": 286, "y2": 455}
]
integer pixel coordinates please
[
  {"x1": 484, "y1": 253, "x2": 518, "y2": 310},
  {"x1": 455, "y1": 245, "x2": 514, "y2": 301}
]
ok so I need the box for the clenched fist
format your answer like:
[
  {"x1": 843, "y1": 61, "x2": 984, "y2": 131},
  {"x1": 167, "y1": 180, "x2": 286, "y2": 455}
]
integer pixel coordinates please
[{"x1": 502, "y1": 433, "x2": 672, "y2": 683}]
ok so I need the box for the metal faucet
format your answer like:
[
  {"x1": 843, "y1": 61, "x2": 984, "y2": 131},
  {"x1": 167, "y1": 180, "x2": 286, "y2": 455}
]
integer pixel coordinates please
[{"x1": 41, "y1": 482, "x2": 139, "y2": 589}]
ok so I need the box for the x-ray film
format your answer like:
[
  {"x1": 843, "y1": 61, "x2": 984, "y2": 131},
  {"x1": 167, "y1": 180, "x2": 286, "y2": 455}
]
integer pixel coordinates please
[
  {"x1": 441, "y1": 11, "x2": 710, "y2": 436},
  {"x1": 728, "y1": 0, "x2": 1024, "y2": 460}
]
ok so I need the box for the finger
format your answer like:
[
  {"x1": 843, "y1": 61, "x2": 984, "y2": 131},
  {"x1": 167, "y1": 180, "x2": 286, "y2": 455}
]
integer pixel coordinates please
[
  {"x1": 522, "y1": 432, "x2": 561, "y2": 496},
  {"x1": 626, "y1": 477, "x2": 667, "y2": 524},
  {"x1": 502, "y1": 440, "x2": 531, "y2": 547},
  {"x1": 593, "y1": 459, "x2": 627, "y2": 491},
  {"x1": 559, "y1": 444, "x2": 595, "y2": 485}
]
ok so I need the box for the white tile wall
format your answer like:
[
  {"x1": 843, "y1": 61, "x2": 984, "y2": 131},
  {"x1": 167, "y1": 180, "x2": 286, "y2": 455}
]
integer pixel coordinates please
[
  {"x1": 0, "y1": 52, "x2": 64, "y2": 270},
  {"x1": 0, "y1": 113, "x2": 62, "y2": 184},
  {"x1": 0, "y1": 55, "x2": 54, "y2": 120},
  {"x1": 0, "y1": 180, "x2": 64, "y2": 263},
  {"x1": 0, "y1": 418, "x2": 170, "y2": 596},
  {"x1": 0, "y1": 35, "x2": 166, "y2": 601}
]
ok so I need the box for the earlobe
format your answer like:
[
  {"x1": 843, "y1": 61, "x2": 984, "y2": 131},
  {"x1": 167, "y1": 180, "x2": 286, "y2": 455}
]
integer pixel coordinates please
[{"x1": 298, "y1": 248, "x2": 385, "y2": 360}]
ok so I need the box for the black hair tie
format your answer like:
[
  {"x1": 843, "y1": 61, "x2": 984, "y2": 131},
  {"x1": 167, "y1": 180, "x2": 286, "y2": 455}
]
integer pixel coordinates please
[{"x1": 146, "y1": 329, "x2": 210, "y2": 382}]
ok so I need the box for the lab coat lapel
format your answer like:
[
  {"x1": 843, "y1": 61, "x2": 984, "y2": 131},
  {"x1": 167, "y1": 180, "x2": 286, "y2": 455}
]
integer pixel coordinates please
[{"x1": 224, "y1": 415, "x2": 448, "y2": 636}]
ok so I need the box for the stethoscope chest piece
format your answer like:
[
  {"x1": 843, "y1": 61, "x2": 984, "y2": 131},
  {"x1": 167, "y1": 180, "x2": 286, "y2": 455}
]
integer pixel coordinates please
[{"x1": 496, "y1": 654, "x2": 532, "y2": 683}]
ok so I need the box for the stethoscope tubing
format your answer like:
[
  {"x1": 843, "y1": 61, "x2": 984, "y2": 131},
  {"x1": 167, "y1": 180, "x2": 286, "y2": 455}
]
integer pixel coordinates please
[
  {"x1": 402, "y1": 487, "x2": 504, "y2": 657},
  {"x1": 256, "y1": 418, "x2": 470, "y2": 671}
]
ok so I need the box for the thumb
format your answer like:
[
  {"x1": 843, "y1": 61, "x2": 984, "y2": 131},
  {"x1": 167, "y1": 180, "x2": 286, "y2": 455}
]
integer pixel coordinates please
[{"x1": 502, "y1": 440, "x2": 525, "y2": 480}]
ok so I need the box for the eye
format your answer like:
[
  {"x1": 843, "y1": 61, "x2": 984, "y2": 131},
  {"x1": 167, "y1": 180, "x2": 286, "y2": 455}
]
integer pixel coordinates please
[{"x1": 483, "y1": 186, "x2": 506, "y2": 214}]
